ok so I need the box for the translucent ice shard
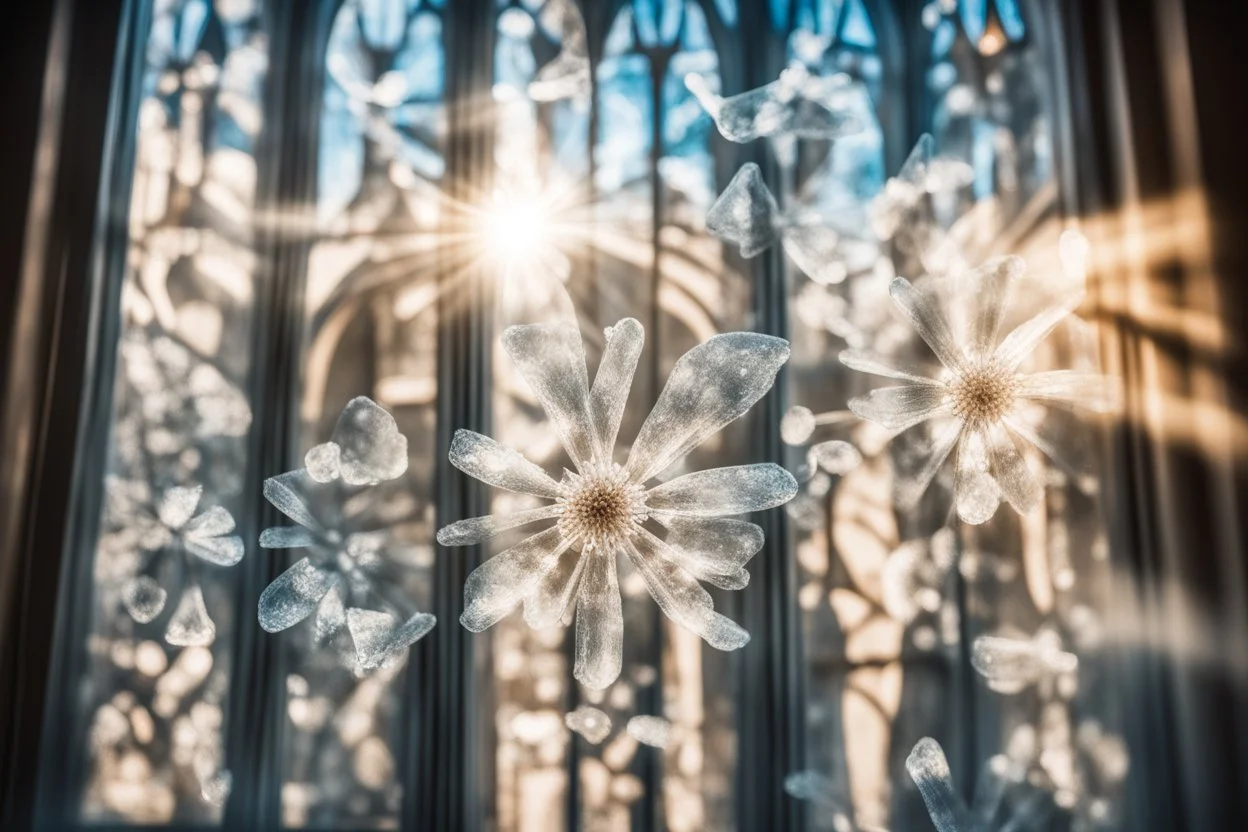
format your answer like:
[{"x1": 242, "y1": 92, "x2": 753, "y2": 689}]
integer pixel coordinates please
[
  {"x1": 906, "y1": 738, "x2": 972, "y2": 832},
  {"x1": 304, "y1": 441, "x2": 342, "y2": 483},
  {"x1": 122, "y1": 576, "x2": 168, "y2": 623},
  {"x1": 686, "y1": 64, "x2": 864, "y2": 143},
  {"x1": 346, "y1": 607, "x2": 436, "y2": 669},
  {"x1": 565, "y1": 705, "x2": 612, "y2": 744},
  {"x1": 258, "y1": 557, "x2": 338, "y2": 633},
  {"x1": 165, "y1": 584, "x2": 216, "y2": 646},
  {"x1": 971, "y1": 630, "x2": 1078, "y2": 694},
  {"x1": 330, "y1": 396, "x2": 409, "y2": 485},
  {"x1": 626, "y1": 715, "x2": 672, "y2": 748}
]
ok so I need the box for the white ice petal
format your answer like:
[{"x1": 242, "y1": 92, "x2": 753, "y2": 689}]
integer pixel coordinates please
[
  {"x1": 122, "y1": 576, "x2": 167, "y2": 623},
  {"x1": 460, "y1": 527, "x2": 569, "y2": 632},
  {"x1": 305, "y1": 441, "x2": 342, "y2": 482},
  {"x1": 331, "y1": 397, "x2": 409, "y2": 485},
  {"x1": 889, "y1": 277, "x2": 968, "y2": 372},
  {"x1": 896, "y1": 419, "x2": 963, "y2": 509},
  {"x1": 781, "y1": 406, "x2": 816, "y2": 445},
  {"x1": 158, "y1": 485, "x2": 203, "y2": 530},
  {"x1": 258, "y1": 557, "x2": 338, "y2": 632},
  {"x1": 647, "y1": 463, "x2": 797, "y2": 517},
  {"x1": 574, "y1": 545, "x2": 623, "y2": 690},
  {"x1": 971, "y1": 634, "x2": 1078, "y2": 694},
  {"x1": 839, "y1": 349, "x2": 942, "y2": 385},
  {"x1": 259, "y1": 526, "x2": 318, "y2": 549},
  {"x1": 165, "y1": 584, "x2": 216, "y2": 646},
  {"x1": 627, "y1": 333, "x2": 790, "y2": 483},
  {"x1": 262, "y1": 471, "x2": 325, "y2": 534},
  {"x1": 626, "y1": 715, "x2": 672, "y2": 748},
  {"x1": 906, "y1": 738, "x2": 971, "y2": 832},
  {"x1": 811, "y1": 440, "x2": 862, "y2": 475},
  {"x1": 955, "y1": 428, "x2": 1001, "y2": 525},
  {"x1": 993, "y1": 290, "x2": 1086, "y2": 369},
  {"x1": 182, "y1": 505, "x2": 236, "y2": 538},
  {"x1": 315, "y1": 587, "x2": 346, "y2": 642},
  {"x1": 502, "y1": 322, "x2": 597, "y2": 467},
  {"x1": 656, "y1": 515, "x2": 764, "y2": 576},
  {"x1": 524, "y1": 545, "x2": 586, "y2": 629},
  {"x1": 968, "y1": 255, "x2": 1025, "y2": 360},
  {"x1": 848, "y1": 384, "x2": 950, "y2": 431},
  {"x1": 696, "y1": 569, "x2": 750, "y2": 590},
  {"x1": 448, "y1": 430, "x2": 563, "y2": 499},
  {"x1": 185, "y1": 534, "x2": 245, "y2": 566},
  {"x1": 436, "y1": 504, "x2": 563, "y2": 546},
  {"x1": 628, "y1": 531, "x2": 749, "y2": 651},
  {"x1": 347, "y1": 608, "x2": 398, "y2": 670},
  {"x1": 590, "y1": 319, "x2": 644, "y2": 455},
  {"x1": 985, "y1": 422, "x2": 1042, "y2": 515},
  {"x1": 1016, "y1": 371, "x2": 1121, "y2": 413},
  {"x1": 565, "y1": 705, "x2": 612, "y2": 744},
  {"x1": 705, "y1": 163, "x2": 780, "y2": 258}
]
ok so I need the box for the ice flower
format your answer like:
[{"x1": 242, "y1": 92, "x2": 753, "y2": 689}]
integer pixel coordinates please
[
  {"x1": 841, "y1": 255, "x2": 1119, "y2": 524},
  {"x1": 438, "y1": 318, "x2": 795, "y2": 689},
  {"x1": 258, "y1": 397, "x2": 435, "y2": 670},
  {"x1": 116, "y1": 482, "x2": 245, "y2": 646}
]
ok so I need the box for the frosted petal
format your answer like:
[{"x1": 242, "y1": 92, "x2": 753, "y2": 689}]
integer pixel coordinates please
[
  {"x1": 657, "y1": 515, "x2": 764, "y2": 576},
  {"x1": 590, "y1": 319, "x2": 644, "y2": 454},
  {"x1": 986, "y1": 422, "x2": 1042, "y2": 515},
  {"x1": 994, "y1": 290, "x2": 1086, "y2": 369},
  {"x1": 448, "y1": 430, "x2": 563, "y2": 499},
  {"x1": 258, "y1": 557, "x2": 337, "y2": 632},
  {"x1": 626, "y1": 715, "x2": 672, "y2": 748},
  {"x1": 956, "y1": 428, "x2": 1001, "y2": 525},
  {"x1": 697, "y1": 569, "x2": 750, "y2": 590},
  {"x1": 315, "y1": 587, "x2": 346, "y2": 642},
  {"x1": 627, "y1": 333, "x2": 790, "y2": 483},
  {"x1": 968, "y1": 256, "x2": 1025, "y2": 360},
  {"x1": 706, "y1": 164, "x2": 780, "y2": 258},
  {"x1": 782, "y1": 224, "x2": 844, "y2": 285},
  {"x1": 122, "y1": 576, "x2": 168, "y2": 623},
  {"x1": 811, "y1": 440, "x2": 862, "y2": 475},
  {"x1": 848, "y1": 384, "x2": 950, "y2": 431},
  {"x1": 158, "y1": 485, "x2": 202, "y2": 530},
  {"x1": 165, "y1": 585, "x2": 216, "y2": 646},
  {"x1": 524, "y1": 545, "x2": 586, "y2": 629},
  {"x1": 183, "y1": 505, "x2": 235, "y2": 538},
  {"x1": 628, "y1": 532, "x2": 749, "y2": 651},
  {"x1": 972, "y1": 634, "x2": 1078, "y2": 694},
  {"x1": 461, "y1": 527, "x2": 569, "y2": 632},
  {"x1": 347, "y1": 608, "x2": 435, "y2": 669},
  {"x1": 647, "y1": 464, "x2": 797, "y2": 517},
  {"x1": 502, "y1": 322, "x2": 597, "y2": 467},
  {"x1": 259, "y1": 526, "x2": 318, "y2": 549},
  {"x1": 839, "y1": 349, "x2": 942, "y2": 385},
  {"x1": 906, "y1": 738, "x2": 971, "y2": 832},
  {"x1": 574, "y1": 545, "x2": 623, "y2": 690},
  {"x1": 305, "y1": 441, "x2": 342, "y2": 482},
  {"x1": 437, "y1": 504, "x2": 563, "y2": 546},
  {"x1": 263, "y1": 471, "x2": 325, "y2": 534},
  {"x1": 565, "y1": 705, "x2": 612, "y2": 744},
  {"x1": 896, "y1": 419, "x2": 963, "y2": 509},
  {"x1": 781, "y1": 406, "x2": 816, "y2": 445},
  {"x1": 331, "y1": 397, "x2": 409, "y2": 485},
  {"x1": 1016, "y1": 371, "x2": 1121, "y2": 413},
  {"x1": 889, "y1": 278, "x2": 967, "y2": 372},
  {"x1": 185, "y1": 534, "x2": 245, "y2": 566}
]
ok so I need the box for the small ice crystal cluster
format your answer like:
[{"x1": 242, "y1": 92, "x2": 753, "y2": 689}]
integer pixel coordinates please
[
  {"x1": 841, "y1": 255, "x2": 1119, "y2": 524},
  {"x1": 258, "y1": 397, "x2": 435, "y2": 670},
  {"x1": 438, "y1": 319, "x2": 796, "y2": 689},
  {"x1": 116, "y1": 482, "x2": 244, "y2": 647}
]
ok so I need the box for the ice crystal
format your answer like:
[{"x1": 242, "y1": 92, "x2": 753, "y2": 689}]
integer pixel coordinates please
[
  {"x1": 706, "y1": 163, "x2": 848, "y2": 285},
  {"x1": 625, "y1": 715, "x2": 672, "y2": 748},
  {"x1": 841, "y1": 256, "x2": 1119, "y2": 524},
  {"x1": 907, "y1": 737, "x2": 1054, "y2": 832},
  {"x1": 686, "y1": 63, "x2": 863, "y2": 143},
  {"x1": 565, "y1": 705, "x2": 612, "y2": 744},
  {"x1": 258, "y1": 397, "x2": 434, "y2": 670},
  {"x1": 972, "y1": 629, "x2": 1078, "y2": 694},
  {"x1": 438, "y1": 318, "x2": 794, "y2": 689}
]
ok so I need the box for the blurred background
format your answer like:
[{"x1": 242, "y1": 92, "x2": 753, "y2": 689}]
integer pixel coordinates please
[{"x1": 0, "y1": 0, "x2": 1246, "y2": 830}]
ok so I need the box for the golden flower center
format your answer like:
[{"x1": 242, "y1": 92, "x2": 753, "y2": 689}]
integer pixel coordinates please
[
  {"x1": 951, "y1": 362, "x2": 1020, "y2": 425},
  {"x1": 558, "y1": 465, "x2": 646, "y2": 548}
]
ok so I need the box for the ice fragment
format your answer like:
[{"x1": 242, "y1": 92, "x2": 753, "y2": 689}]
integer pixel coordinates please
[
  {"x1": 165, "y1": 584, "x2": 216, "y2": 646},
  {"x1": 565, "y1": 705, "x2": 612, "y2": 744},
  {"x1": 123, "y1": 576, "x2": 168, "y2": 623},
  {"x1": 626, "y1": 715, "x2": 671, "y2": 748}
]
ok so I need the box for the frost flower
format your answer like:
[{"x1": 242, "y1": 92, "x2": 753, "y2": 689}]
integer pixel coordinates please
[
  {"x1": 438, "y1": 319, "x2": 795, "y2": 689},
  {"x1": 841, "y1": 256, "x2": 1118, "y2": 524}
]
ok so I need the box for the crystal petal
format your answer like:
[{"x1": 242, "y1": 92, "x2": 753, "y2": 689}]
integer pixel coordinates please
[
  {"x1": 331, "y1": 397, "x2": 409, "y2": 485},
  {"x1": 460, "y1": 526, "x2": 569, "y2": 632},
  {"x1": 573, "y1": 545, "x2": 623, "y2": 690},
  {"x1": 889, "y1": 277, "x2": 968, "y2": 372},
  {"x1": 589, "y1": 318, "x2": 644, "y2": 455},
  {"x1": 165, "y1": 584, "x2": 216, "y2": 646},
  {"x1": 449, "y1": 430, "x2": 563, "y2": 499},
  {"x1": 906, "y1": 738, "x2": 971, "y2": 832},
  {"x1": 502, "y1": 322, "x2": 597, "y2": 467},
  {"x1": 994, "y1": 290, "x2": 1086, "y2": 369},
  {"x1": 437, "y1": 504, "x2": 563, "y2": 546},
  {"x1": 258, "y1": 557, "x2": 338, "y2": 632},
  {"x1": 524, "y1": 544, "x2": 586, "y2": 629},
  {"x1": 646, "y1": 463, "x2": 797, "y2": 517},
  {"x1": 848, "y1": 384, "x2": 950, "y2": 431}
]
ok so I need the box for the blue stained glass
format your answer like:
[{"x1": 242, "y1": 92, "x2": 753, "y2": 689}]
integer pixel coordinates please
[
  {"x1": 996, "y1": 0, "x2": 1026, "y2": 40},
  {"x1": 595, "y1": 53, "x2": 652, "y2": 193},
  {"x1": 960, "y1": 0, "x2": 987, "y2": 42},
  {"x1": 174, "y1": 0, "x2": 210, "y2": 63},
  {"x1": 972, "y1": 117, "x2": 995, "y2": 199},
  {"x1": 393, "y1": 13, "x2": 445, "y2": 100},
  {"x1": 837, "y1": 0, "x2": 875, "y2": 48},
  {"x1": 931, "y1": 19, "x2": 955, "y2": 58},
  {"x1": 634, "y1": 0, "x2": 684, "y2": 48},
  {"x1": 359, "y1": 0, "x2": 415, "y2": 52},
  {"x1": 604, "y1": 7, "x2": 635, "y2": 57}
]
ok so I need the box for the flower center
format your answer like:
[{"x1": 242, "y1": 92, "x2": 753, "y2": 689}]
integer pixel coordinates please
[
  {"x1": 558, "y1": 463, "x2": 647, "y2": 549},
  {"x1": 951, "y1": 362, "x2": 1019, "y2": 426}
]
